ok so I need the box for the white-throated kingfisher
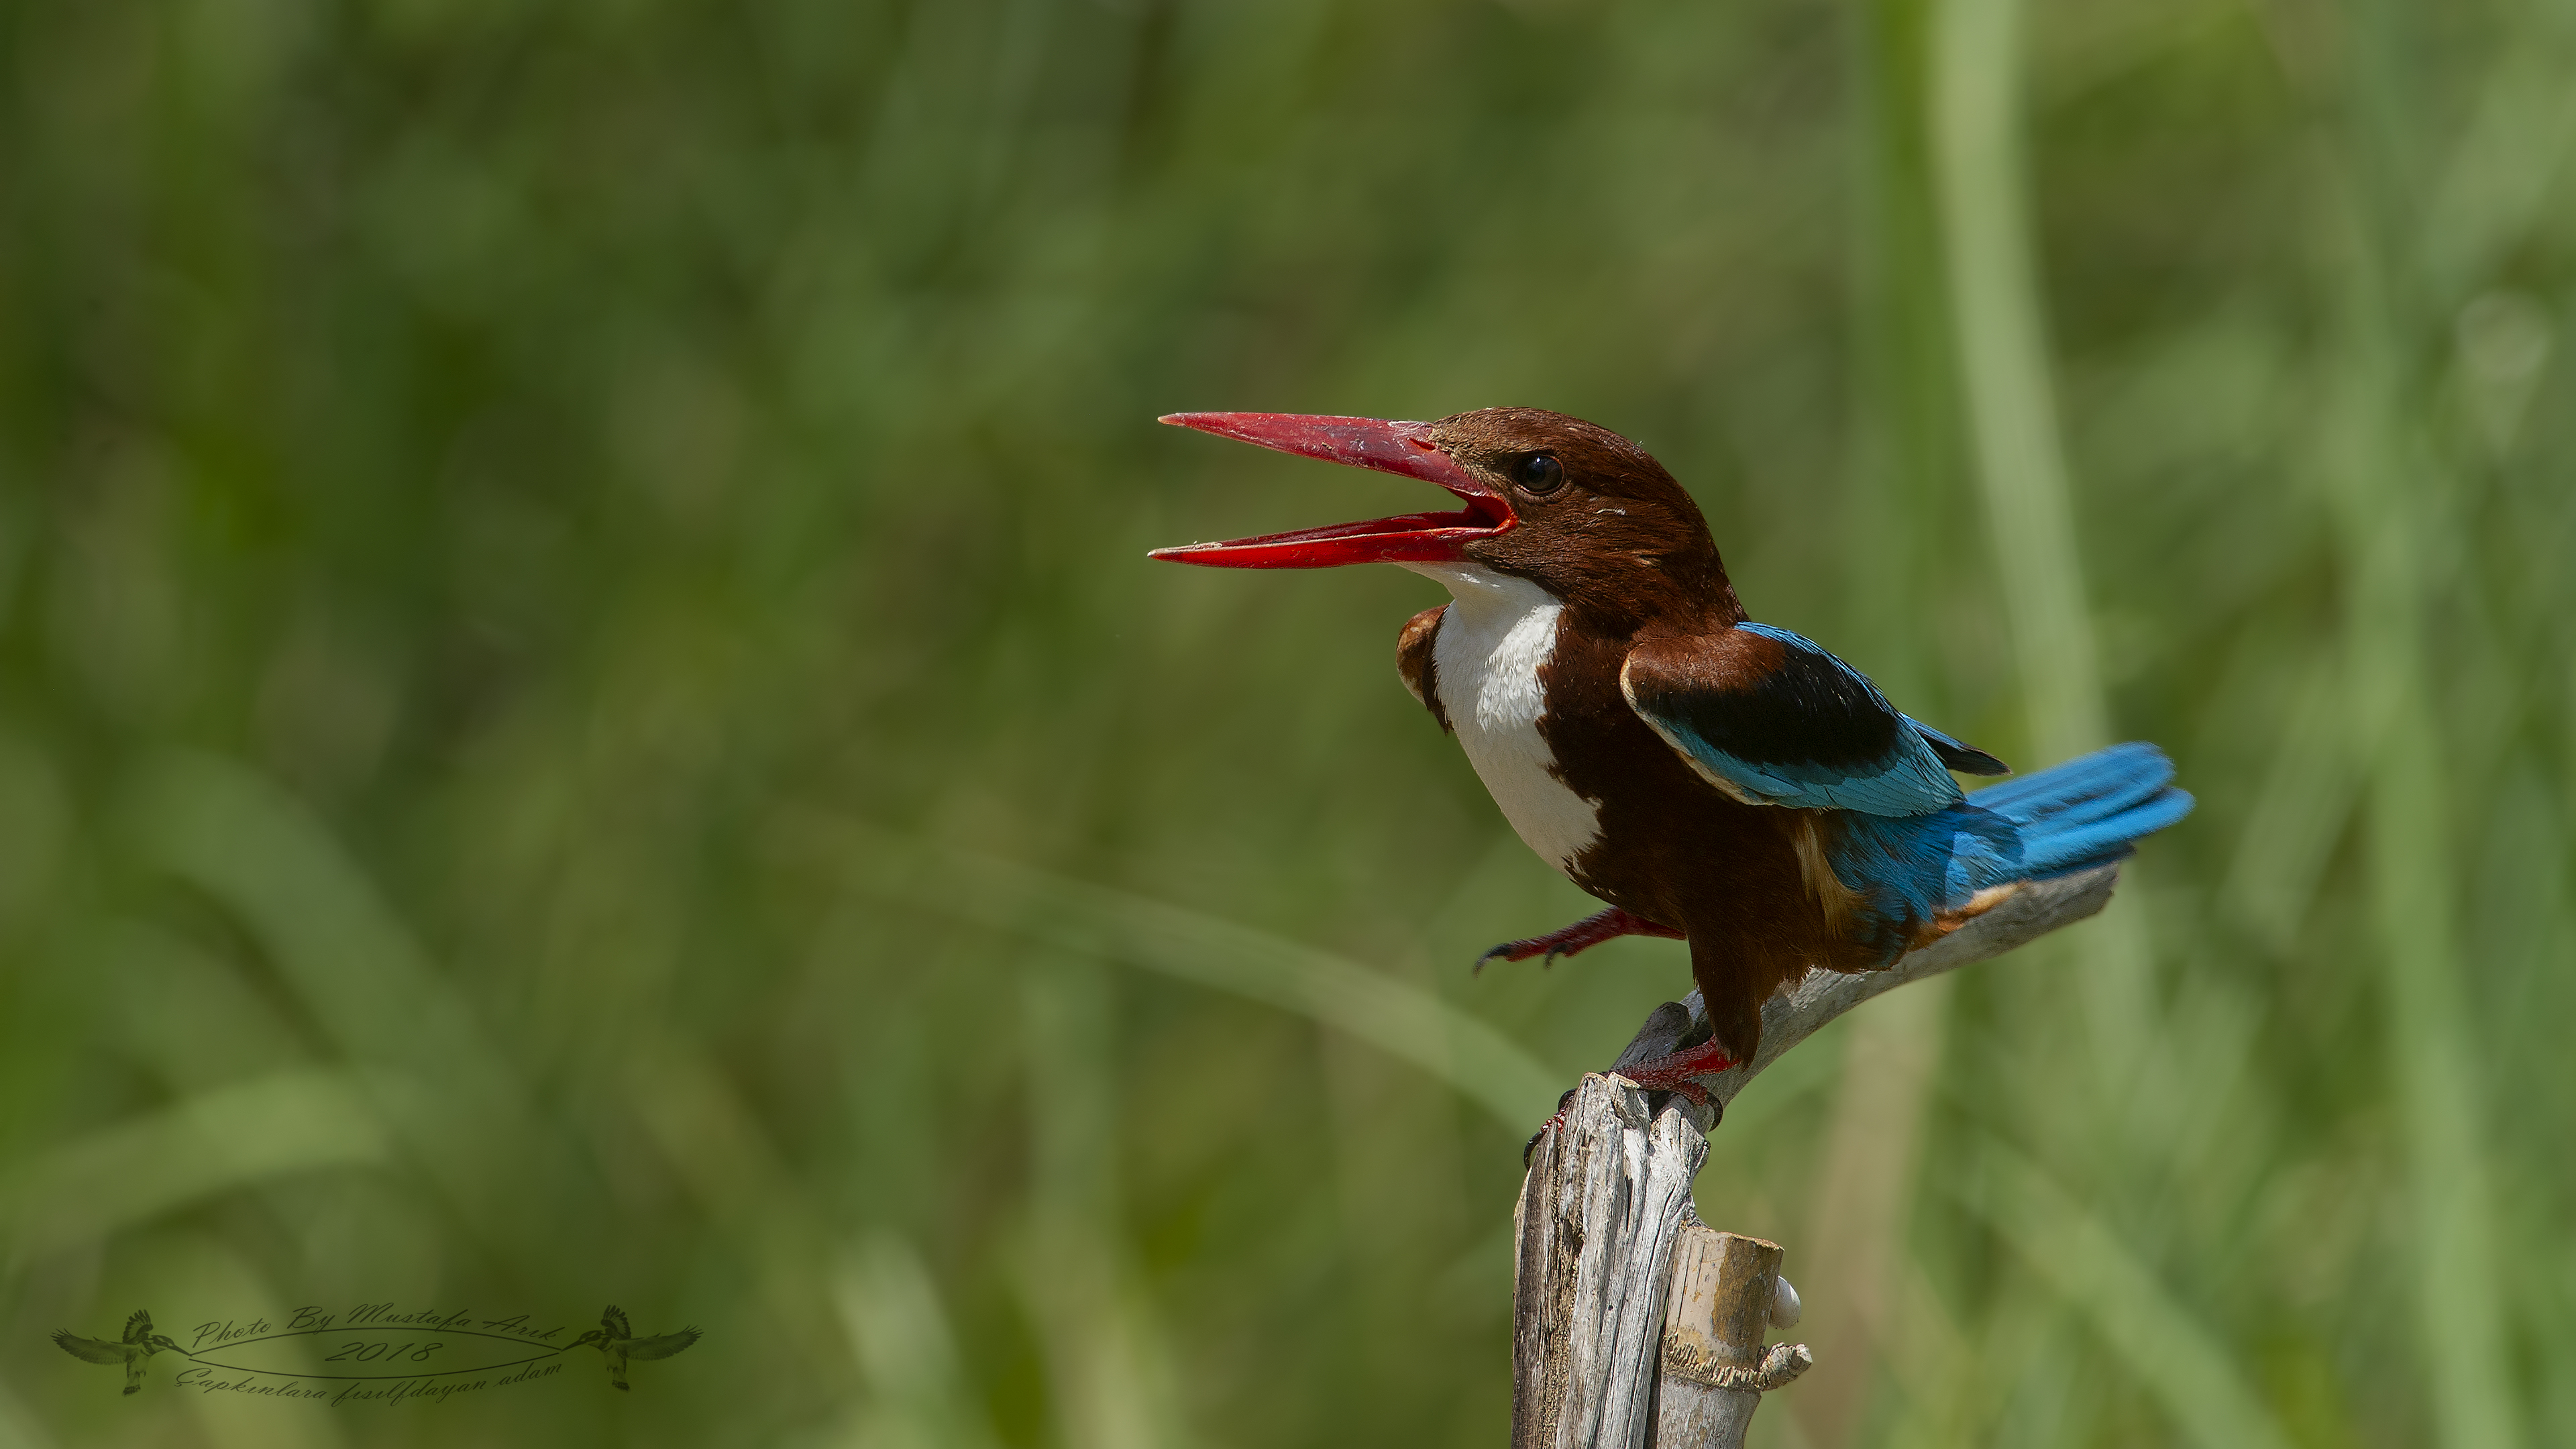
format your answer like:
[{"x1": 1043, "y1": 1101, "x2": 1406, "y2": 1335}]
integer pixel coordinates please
[{"x1": 1150, "y1": 409, "x2": 2192, "y2": 1099}]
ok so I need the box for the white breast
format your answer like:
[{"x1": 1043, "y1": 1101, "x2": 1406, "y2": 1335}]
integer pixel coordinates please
[{"x1": 1402, "y1": 564, "x2": 1603, "y2": 875}]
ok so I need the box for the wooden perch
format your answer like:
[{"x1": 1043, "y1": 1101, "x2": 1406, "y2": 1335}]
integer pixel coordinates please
[
  {"x1": 1513, "y1": 1073, "x2": 1707, "y2": 1449},
  {"x1": 1509, "y1": 863, "x2": 2123, "y2": 1449}
]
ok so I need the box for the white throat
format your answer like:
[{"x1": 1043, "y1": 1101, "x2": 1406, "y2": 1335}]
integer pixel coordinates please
[{"x1": 1401, "y1": 563, "x2": 1603, "y2": 875}]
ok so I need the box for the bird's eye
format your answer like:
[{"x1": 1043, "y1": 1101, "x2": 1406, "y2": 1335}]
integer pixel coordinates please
[{"x1": 1512, "y1": 453, "x2": 1565, "y2": 494}]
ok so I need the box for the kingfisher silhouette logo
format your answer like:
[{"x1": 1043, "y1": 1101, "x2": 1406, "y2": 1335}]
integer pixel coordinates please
[
  {"x1": 569, "y1": 1305, "x2": 703, "y2": 1391},
  {"x1": 51, "y1": 1311, "x2": 181, "y2": 1395},
  {"x1": 52, "y1": 1302, "x2": 700, "y2": 1403}
]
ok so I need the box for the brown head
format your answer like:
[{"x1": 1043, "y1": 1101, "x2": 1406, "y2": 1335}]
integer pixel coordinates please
[{"x1": 1149, "y1": 407, "x2": 1743, "y2": 633}]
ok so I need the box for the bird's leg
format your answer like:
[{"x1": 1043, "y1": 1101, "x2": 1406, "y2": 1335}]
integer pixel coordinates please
[
  {"x1": 1605, "y1": 1035, "x2": 1739, "y2": 1106},
  {"x1": 1477, "y1": 907, "x2": 1684, "y2": 973}
]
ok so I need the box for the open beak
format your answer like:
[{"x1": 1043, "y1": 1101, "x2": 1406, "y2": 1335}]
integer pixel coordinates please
[{"x1": 1148, "y1": 413, "x2": 1515, "y2": 568}]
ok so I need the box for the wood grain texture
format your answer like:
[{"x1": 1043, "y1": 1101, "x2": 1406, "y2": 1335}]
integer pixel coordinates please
[{"x1": 1513, "y1": 1075, "x2": 1709, "y2": 1449}]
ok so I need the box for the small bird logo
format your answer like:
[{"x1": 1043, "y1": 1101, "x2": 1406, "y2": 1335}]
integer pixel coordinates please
[
  {"x1": 53, "y1": 1309, "x2": 184, "y2": 1395},
  {"x1": 568, "y1": 1305, "x2": 700, "y2": 1391}
]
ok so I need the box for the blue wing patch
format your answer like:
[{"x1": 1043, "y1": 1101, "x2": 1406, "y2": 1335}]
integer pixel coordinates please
[{"x1": 1619, "y1": 623, "x2": 1966, "y2": 818}]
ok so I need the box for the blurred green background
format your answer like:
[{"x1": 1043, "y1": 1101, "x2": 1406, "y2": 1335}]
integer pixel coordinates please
[{"x1": 2, "y1": 0, "x2": 2571, "y2": 1445}]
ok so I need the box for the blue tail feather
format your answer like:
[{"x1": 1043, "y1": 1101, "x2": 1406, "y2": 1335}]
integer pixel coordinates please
[{"x1": 1825, "y1": 742, "x2": 2193, "y2": 964}]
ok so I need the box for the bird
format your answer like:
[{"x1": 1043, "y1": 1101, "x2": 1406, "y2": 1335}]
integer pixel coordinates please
[
  {"x1": 1150, "y1": 408, "x2": 2191, "y2": 1096},
  {"x1": 53, "y1": 1309, "x2": 183, "y2": 1395},
  {"x1": 570, "y1": 1305, "x2": 701, "y2": 1391}
]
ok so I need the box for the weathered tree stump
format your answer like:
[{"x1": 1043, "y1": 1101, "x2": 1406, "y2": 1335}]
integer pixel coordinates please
[
  {"x1": 1512, "y1": 1074, "x2": 1707, "y2": 1449},
  {"x1": 1509, "y1": 862, "x2": 2123, "y2": 1449}
]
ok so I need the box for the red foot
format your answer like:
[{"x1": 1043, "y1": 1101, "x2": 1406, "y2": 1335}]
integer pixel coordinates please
[
  {"x1": 1521, "y1": 1037, "x2": 1741, "y2": 1162},
  {"x1": 1477, "y1": 908, "x2": 1684, "y2": 974},
  {"x1": 1609, "y1": 1036, "x2": 1740, "y2": 1106}
]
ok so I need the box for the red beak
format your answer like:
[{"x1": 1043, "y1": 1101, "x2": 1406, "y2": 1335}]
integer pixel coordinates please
[{"x1": 1148, "y1": 413, "x2": 1515, "y2": 569}]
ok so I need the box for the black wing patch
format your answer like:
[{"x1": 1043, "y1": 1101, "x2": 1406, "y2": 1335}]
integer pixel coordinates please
[{"x1": 1910, "y1": 718, "x2": 2009, "y2": 775}]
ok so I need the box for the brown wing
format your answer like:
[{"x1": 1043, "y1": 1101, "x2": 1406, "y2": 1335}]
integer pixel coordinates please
[{"x1": 1395, "y1": 604, "x2": 1450, "y2": 732}]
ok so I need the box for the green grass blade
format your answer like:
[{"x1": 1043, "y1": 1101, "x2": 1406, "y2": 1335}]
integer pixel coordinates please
[
  {"x1": 810, "y1": 820, "x2": 1565, "y2": 1128},
  {"x1": 0, "y1": 1069, "x2": 384, "y2": 1267},
  {"x1": 1931, "y1": 0, "x2": 2107, "y2": 762},
  {"x1": 1966, "y1": 1137, "x2": 2294, "y2": 1449}
]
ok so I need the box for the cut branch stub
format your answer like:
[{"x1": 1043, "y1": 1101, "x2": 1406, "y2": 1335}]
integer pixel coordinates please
[{"x1": 1652, "y1": 1228, "x2": 1811, "y2": 1446}]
